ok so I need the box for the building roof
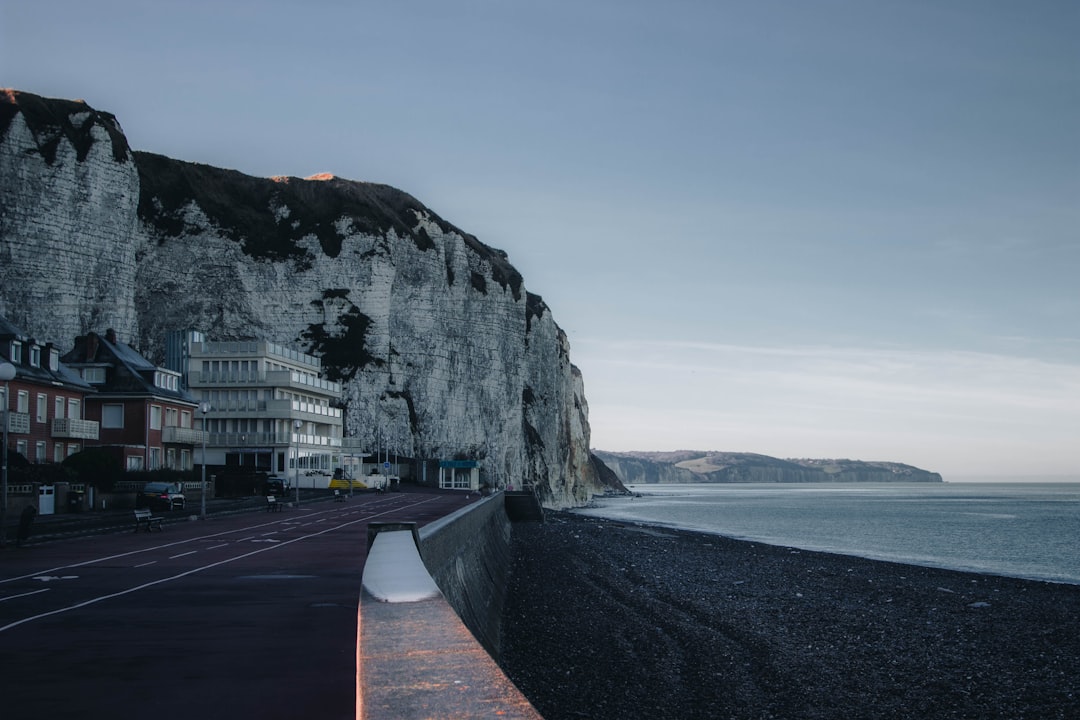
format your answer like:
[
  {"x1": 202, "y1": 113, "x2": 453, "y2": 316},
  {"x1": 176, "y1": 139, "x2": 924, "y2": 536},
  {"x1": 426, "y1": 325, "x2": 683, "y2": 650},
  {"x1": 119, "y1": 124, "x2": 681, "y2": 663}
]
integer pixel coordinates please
[
  {"x1": 61, "y1": 329, "x2": 196, "y2": 405},
  {"x1": 0, "y1": 315, "x2": 93, "y2": 391}
]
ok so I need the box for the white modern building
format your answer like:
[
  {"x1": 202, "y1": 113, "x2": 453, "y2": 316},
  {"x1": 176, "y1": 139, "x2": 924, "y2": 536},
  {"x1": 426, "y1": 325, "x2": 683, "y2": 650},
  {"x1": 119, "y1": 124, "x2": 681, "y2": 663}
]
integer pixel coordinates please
[{"x1": 177, "y1": 332, "x2": 344, "y2": 486}]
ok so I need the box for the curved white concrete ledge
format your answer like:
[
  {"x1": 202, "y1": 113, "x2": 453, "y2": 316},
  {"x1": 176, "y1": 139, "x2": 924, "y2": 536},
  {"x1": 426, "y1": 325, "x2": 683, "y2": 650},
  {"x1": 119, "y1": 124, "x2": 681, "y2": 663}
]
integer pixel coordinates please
[{"x1": 361, "y1": 530, "x2": 441, "y2": 603}]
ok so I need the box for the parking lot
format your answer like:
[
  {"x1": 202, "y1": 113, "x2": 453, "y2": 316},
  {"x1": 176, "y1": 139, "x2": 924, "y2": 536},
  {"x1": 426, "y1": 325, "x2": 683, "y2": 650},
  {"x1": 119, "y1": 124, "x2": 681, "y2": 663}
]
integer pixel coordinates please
[{"x1": 0, "y1": 488, "x2": 477, "y2": 720}]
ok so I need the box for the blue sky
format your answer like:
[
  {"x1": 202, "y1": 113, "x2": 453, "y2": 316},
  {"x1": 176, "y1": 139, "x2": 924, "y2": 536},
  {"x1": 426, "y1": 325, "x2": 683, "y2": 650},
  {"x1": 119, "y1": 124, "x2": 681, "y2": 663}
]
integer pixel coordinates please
[{"x1": 3, "y1": 1, "x2": 1078, "y2": 477}]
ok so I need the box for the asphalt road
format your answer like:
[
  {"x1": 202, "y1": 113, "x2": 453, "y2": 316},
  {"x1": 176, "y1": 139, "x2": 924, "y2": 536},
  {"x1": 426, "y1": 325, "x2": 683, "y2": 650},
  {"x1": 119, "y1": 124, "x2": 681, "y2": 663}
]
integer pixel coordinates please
[{"x1": 0, "y1": 489, "x2": 477, "y2": 720}]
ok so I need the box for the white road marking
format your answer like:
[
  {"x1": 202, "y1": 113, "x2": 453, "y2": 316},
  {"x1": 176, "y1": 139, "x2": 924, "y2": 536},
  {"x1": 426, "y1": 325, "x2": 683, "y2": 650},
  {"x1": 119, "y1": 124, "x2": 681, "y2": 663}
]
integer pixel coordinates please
[
  {"x1": 0, "y1": 588, "x2": 50, "y2": 602},
  {"x1": 169, "y1": 551, "x2": 198, "y2": 559},
  {"x1": 0, "y1": 498, "x2": 438, "y2": 634}
]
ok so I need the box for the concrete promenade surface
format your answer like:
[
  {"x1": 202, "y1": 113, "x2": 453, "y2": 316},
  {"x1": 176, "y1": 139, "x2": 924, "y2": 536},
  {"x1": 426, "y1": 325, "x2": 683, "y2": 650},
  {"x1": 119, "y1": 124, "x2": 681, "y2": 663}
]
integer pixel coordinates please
[{"x1": 0, "y1": 488, "x2": 477, "y2": 720}]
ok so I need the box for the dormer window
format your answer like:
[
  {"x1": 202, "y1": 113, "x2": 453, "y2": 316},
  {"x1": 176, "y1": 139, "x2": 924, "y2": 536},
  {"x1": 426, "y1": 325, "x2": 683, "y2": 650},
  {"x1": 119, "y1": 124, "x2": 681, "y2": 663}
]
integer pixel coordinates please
[
  {"x1": 10, "y1": 341, "x2": 21, "y2": 364},
  {"x1": 154, "y1": 370, "x2": 179, "y2": 391},
  {"x1": 82, "y1": 367, "x2": 106, "y2": 384},
  {"x1": 49, "y1": 349, "x2": 59, "y2": 372},
  {"x1": 29, "y1": 346, "x2": 40, "y2": 368}
]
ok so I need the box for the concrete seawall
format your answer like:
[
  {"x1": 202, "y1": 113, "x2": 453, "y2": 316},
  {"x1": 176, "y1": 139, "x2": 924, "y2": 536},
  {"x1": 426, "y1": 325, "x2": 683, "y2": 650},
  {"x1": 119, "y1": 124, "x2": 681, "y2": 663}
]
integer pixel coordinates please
[
  {"x1": 418, "y1": 492, "x2": 515, "y2": 658},
  {"x1": 357, "y1": 492, "x2": 542, "y2": 719}
]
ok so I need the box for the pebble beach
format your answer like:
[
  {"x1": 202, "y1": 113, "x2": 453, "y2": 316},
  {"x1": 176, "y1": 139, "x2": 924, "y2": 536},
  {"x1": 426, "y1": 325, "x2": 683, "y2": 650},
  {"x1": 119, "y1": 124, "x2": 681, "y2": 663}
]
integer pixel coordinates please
[{"x1": 499, "y1": 512, "x2": 1080, "y2": 720}]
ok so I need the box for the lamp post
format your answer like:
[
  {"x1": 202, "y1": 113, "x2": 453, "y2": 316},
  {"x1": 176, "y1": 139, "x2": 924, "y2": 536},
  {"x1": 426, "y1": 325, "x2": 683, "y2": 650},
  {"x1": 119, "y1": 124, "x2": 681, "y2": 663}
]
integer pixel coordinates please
[
  {"x1": 199, "y1": 401, "x2": 210, "y2": 520},
  {"x1": 0, "y1": 361, "x2": 15, "y2": 548},
  {"x1": 293, "y1": 419, "x2": 302, "y2": 506}
]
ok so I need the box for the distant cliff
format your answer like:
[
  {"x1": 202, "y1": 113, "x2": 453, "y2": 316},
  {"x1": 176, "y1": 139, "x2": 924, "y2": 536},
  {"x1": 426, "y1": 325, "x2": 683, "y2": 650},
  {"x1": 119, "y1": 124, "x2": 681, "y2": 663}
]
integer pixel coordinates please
[
  {"x1": 0, "y1": 89, "x2": 616, "y2": 508},
  {"x1": 594, "y1": 450, "x2": 943, "y2": 484}
]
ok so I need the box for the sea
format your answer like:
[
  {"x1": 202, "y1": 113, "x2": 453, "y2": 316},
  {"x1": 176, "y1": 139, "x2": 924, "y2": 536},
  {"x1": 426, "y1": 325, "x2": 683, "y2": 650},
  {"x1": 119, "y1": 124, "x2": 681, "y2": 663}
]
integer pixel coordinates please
[{"x1": 574, "y1": 481, "x2": 1080, "y2": 585}]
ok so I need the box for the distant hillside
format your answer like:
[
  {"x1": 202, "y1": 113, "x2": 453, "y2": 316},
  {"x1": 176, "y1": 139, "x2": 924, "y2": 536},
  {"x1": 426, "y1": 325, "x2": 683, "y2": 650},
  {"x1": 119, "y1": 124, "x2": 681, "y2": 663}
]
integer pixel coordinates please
[{"x1": 594, "y1": 450, "x2": 943, "y2": 485}]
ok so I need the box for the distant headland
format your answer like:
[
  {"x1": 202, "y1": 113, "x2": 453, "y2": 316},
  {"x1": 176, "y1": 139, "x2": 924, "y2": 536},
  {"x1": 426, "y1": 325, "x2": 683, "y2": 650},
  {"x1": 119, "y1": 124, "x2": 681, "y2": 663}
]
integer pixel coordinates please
[{"x1": 594, "y1": 450, "x2": 944, "y2": 484}]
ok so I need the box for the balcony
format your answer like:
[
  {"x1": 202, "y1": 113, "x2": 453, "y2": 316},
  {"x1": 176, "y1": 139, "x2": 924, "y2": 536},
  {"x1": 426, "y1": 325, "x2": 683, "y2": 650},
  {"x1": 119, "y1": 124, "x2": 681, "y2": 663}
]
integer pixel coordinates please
[
  {"x1": 190, "y1": 370, "x2": 341, "y2": 396},
  {"x1": 52, "y1": 417, "x2": 100, "y2": 440},
  {"x1": 4, "y1": 412, "x2": 30, "y2": 434},
  {"x1": 198, "y1": 399, "x2": 343, "y2": 427},
  {"x1": 204, "y1": 431, "x2": 342, "y2": 450},
  {"x1": 162, "y1": 426, "x2": 209, "y2": 445}
]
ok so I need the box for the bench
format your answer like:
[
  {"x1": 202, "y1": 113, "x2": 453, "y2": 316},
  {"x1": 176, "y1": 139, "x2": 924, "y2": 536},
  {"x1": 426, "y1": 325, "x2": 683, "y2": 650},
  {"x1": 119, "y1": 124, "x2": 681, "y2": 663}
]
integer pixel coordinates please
[
  {"x1": 133, "y1": 508, "x2": 164, "y2": 532},
  {"x1": 266, "y1": 495, "x2": 283, "y2": 512}
]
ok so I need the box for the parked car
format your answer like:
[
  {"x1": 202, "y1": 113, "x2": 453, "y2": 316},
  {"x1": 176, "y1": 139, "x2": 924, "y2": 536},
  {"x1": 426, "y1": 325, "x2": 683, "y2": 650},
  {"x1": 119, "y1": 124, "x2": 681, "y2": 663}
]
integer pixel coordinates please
[
  {"x1": 264, "y1": 477, "x2": 290, "y2": 497},
  {"x1": 137, "y1": 482, "x2": 186, "y2": 510}
]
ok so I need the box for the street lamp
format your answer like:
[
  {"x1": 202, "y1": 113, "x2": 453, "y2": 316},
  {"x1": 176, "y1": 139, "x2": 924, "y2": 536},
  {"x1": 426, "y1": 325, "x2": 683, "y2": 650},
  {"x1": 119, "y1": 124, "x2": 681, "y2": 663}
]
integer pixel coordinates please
[
  {"x1": 293, "y1": 419, "x2": 302, "y2": 506},
  {"x1": 199, "y1": 401, "x2": 210, "y2": 520},
  {"x1": 0, "y1": 361, "x2": 15, "y2": 548}
]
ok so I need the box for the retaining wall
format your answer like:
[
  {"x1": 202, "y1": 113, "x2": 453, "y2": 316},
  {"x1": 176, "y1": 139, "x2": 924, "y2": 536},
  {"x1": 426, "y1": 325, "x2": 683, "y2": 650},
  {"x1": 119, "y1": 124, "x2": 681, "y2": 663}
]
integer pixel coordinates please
[{"x1": 417, "y1": 492, "x2": 514, "y2": 659}]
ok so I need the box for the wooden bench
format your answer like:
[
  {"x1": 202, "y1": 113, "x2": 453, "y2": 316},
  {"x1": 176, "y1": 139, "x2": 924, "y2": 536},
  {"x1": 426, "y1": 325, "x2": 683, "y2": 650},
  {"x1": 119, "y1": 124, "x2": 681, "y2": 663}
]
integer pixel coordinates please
[
  {"x1": 266, "y1": 495, "x2": 283, "y2": 512},
  {"x1": 133, "y1": 508, "x2": 164, "y2": 532}
]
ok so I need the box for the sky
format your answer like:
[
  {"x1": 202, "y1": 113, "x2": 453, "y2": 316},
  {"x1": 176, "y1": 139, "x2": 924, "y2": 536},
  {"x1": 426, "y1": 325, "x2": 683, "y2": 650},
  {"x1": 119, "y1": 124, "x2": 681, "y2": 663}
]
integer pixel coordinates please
[{"x1": 2, "y1": 1, "x2": 1077, "y2": 478}]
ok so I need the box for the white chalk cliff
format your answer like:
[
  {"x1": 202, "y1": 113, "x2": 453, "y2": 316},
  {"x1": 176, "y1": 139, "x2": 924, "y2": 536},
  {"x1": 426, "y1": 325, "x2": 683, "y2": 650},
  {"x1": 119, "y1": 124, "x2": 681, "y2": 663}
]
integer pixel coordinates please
[{"x1": 0, "y1": 89, "x2": 611, "y2": 508}]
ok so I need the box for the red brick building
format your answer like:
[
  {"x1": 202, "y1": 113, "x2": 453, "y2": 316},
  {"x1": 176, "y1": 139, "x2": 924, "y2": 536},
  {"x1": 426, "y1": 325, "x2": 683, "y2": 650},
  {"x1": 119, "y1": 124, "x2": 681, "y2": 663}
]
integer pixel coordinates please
[
  {"x1": 1, "y1": 317, "x2": 98, "y2": 466},
  {"x1": 62, "y1": 329, "x2": 202, "y2": 472}
]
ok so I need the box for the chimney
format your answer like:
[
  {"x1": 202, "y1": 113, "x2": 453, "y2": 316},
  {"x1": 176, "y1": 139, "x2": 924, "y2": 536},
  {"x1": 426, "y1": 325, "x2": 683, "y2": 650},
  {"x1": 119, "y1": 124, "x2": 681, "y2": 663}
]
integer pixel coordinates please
[
  {"x1": 84, "y1": 334, "x2": 98, "y2": 362},
  {"x1": 105, "y1": 328, "x2": 118, "y2": 344}
]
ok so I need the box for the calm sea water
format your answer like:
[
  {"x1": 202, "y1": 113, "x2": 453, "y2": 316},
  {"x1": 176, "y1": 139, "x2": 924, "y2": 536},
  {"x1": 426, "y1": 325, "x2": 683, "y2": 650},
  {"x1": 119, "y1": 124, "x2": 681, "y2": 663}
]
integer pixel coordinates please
[{"x1": 575, "y1": 482, "x2": 1080, "y2": 585}]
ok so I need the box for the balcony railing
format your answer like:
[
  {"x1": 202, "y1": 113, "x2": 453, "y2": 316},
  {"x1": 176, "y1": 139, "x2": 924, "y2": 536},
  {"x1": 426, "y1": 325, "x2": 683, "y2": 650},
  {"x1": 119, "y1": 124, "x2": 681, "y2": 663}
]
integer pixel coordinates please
[
  {"x1": 190, "y1": 369, "x2": 341, "y2": 395},
  {"x1": 52, "y1": 417, "x2": 100, "y2": 440},
  {"x1": 205, "y1": 431, "x2": 342, "y2": 449},
  {"x1": 4, "y1": 412, "x2": 30, "y2": 434},
  {"x1": 190, "y1": 340, "x2": 323, "y2": 370},
  {"x1": 162, "y1": 426, "x2": 209, "y2": 445},
  {"x1": 201, "y1": 398, "x2": 341, "y2": 420}
]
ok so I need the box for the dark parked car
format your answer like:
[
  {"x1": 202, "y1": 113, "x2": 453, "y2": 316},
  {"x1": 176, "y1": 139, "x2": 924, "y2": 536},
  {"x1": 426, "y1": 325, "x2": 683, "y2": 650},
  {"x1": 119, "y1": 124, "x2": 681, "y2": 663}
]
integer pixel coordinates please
[
  {"x1": 137, "y1": 482, "x2": 186, "y2": 510},
  {"x1": 264, "y1": 477, "x2": 290, "y2": 497}
]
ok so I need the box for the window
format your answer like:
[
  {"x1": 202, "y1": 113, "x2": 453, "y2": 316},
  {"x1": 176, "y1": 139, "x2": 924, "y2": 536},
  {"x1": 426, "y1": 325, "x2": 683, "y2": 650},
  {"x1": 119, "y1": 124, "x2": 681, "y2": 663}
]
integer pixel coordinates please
[
  {"x1": 181, "y1": 410, "x2": 192, "y2": 429},
  {"x1": 149, "y1": 447, "x2": 161, "y2": 470},
  {"x1": 82, "y1": 367, "x2": 106, "y2": 384},
  {"x1": 49, "y1": 349, "x2": 59, "y2": 372},
  {"x1": 181, "y1": 449, "x2": 192, "y2": 470},
  {"x1": 54, "y1": 397, "x2": 65, "y2": 420},
  {"x1": 54, "y1": 444, "x2": 64, "y2": 463},
  {"x1": 16, "y1": 439, "x2": 28, "y2": 458},
  {"x1": 154, "y1": 371, "x2": 179, "y2": 391},
  {"x1": 102, "y1": 404, "x2": 124, "y2": 429},
  {"x1": 35, "y1": 441, "x2": 46, "y2": 463},
  {"x1": 126, "y1": 456, "x2": 144, "y2": 471},
  {"x1": 166, "y1": 448, "x2": 176, "y2": 469},
  {"x1": 67, "y1": 443, "x2": 79, "y2": 457},
  {"x1": 9, "y1": 341, "x2": 21, "y2": 363},
  {"x1": 165, "y1": 407, "x2": 178, "y2": 428},
  {"x1": 68, "y1": 399, "x2": 80, "y2": 420},
  {"x1": 29, "y1": 346, "x2": 40, "y2": 368},
  {"x1": 17, "y1": 390, "x2": 29, "y2": 413},
  {"x1": 36, "y1": 394, "x2": 48, "y2": 423},
  {"x1": 150, "y1": 405, "x2": 162, "y2": 430}
]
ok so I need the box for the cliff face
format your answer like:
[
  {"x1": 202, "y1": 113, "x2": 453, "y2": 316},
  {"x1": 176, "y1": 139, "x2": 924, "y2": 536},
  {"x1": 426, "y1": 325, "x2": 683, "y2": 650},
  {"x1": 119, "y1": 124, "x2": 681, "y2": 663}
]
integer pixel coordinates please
[
  {"x1": 0, "y1": 89, "x2": 605, "y2": 508},
  {"x1": 595, "y1": 450, "x2": 944, "y2": 484}
]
